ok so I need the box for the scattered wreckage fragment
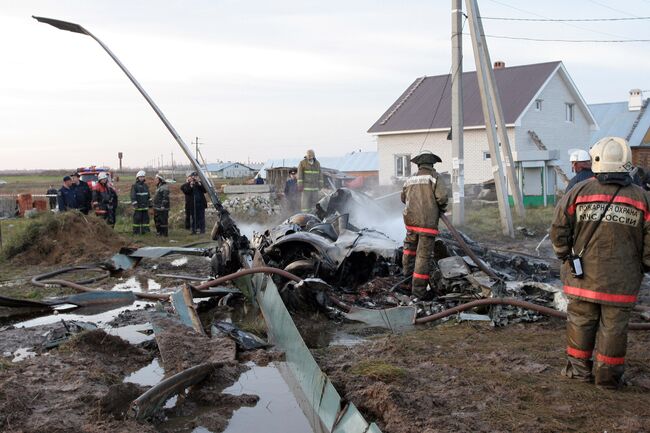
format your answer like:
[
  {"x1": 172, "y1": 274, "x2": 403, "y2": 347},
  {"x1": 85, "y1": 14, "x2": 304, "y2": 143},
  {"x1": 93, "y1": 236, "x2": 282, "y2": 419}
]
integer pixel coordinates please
[{"x1": 251, "y1": 212, "x2": 401, "y2": 290}]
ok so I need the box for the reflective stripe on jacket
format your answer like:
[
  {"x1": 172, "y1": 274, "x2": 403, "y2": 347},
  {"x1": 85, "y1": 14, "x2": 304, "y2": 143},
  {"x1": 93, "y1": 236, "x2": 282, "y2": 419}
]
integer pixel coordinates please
[
  {"x1": 550, "y1": 177, "x2": 650, "y2": 306},
  {"x1": 153, "y1": 183, "x2": 170, "y2": 210},
  {"x1": 297, "y1": 158, "x2": 322, "y2": 190},
  {"x1": 130, "y1": 180, "x2": 151, "y2": 210},
  {"x1": 400, "y1": 167, "x2": 448, "y2": 234}
]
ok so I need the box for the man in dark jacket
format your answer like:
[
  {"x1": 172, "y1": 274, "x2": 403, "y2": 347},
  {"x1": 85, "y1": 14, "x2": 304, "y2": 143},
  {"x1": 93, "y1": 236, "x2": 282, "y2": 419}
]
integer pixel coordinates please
[
  {"x1": 57, "y1": 176, "x2": 77, "y2": 211},
  {"x1": 181, "y1": 172, "x2": 207, "y2": 234},
  {"x1": 92, "y1": 172, "x2": 118, "y2": 227},
  {"x1": 566, "y1": 150, "x2": 594, "y2": 192},
  {"x1": 284, "y1": 168, "x2": 299, "y2": 214},
  {"x1": 153, "y1": 174, "x2": 170, "y2": 236},
  {"x1": 70, "y1": 172, "x2": 92, "y2": 214},
  {"x1": 401, "y1": 151, "x2": 448, "y2": 299},
  {"x1": 130, "y1": 170, "x2": 151, "y2": 234},
  {"x1": 551, "y1": 137, "x2": 650, "y2": 389},
  {"x1": 46, "y1": 185, "x2": 58, "y2": 210}
]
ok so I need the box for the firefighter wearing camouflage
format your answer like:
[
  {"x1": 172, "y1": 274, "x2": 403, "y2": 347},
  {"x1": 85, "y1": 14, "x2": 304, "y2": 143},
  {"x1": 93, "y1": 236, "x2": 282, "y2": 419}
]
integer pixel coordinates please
[
  {"x1": 401, "y1": 151, "x2": 448, "y2": 298},
  {"x1": 297, "y1": 149, "x2": 322, "y2": 212},
  {"x1": 551, "y1": 137, "x2": 650, "y2": 389},
  {"x1": 130, "y1": 171, "x2": 151, "y2": 235},
  {"x1": 153, "y1": 174, "x2": 170, "y2": 237}
]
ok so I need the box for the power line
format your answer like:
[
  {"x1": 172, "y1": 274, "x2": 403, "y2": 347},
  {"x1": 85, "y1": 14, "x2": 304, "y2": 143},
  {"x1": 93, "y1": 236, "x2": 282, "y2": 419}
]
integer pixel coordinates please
[
  {"x1": 463, "y1": 32, "x2": 650, "y2": 42},
  {"x1": 485, "y1": 0, "x2": 638, "y2": 40},
  {"x1": 481, "y1": 16, "x2": 650, "y2": 22},
  {"x1": 586, "y1": 0, "x2": 643, "y2": 18},
  {"x1": 418, "y1": 17, "x2": 467, "y2": 152}
]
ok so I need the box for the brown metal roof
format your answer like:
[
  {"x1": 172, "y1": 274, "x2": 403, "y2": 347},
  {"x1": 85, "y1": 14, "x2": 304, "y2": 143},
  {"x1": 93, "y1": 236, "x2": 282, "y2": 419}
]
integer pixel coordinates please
[{"x1": 368, "y1": 61, "x2": 561, "y2": 134}]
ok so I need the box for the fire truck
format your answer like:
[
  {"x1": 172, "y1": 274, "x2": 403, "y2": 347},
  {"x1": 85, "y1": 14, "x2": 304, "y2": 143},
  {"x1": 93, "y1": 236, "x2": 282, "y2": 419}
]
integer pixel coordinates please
[{"x1": 77, "y1": 166, "x2": 114, "y2": 188}]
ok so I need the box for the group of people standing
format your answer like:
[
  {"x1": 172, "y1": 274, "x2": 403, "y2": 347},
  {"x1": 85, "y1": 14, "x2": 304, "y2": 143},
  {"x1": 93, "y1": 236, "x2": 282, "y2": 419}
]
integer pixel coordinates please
[
  {"x1": 130, "y1": 170, "x2": 207, "y2": 236},
  {"x1": 52, "y1": 171, "x2": 118, "y2": 226},
  {"x1": 52, "y1": 169, "x2": 207, "y2": 237}
]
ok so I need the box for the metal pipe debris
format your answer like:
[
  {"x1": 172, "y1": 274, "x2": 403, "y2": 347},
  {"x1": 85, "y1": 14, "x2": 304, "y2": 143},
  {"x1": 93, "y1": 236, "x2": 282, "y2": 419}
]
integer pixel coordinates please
[{"x1": 130, "y1": 362, "x2": 218, "y2": 421}]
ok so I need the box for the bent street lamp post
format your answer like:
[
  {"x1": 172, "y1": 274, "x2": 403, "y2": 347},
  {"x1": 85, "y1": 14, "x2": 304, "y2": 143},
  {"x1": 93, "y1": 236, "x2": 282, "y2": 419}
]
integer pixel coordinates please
[{"x1": 32, "y1": 16, "x2": 240, "y2": 239}]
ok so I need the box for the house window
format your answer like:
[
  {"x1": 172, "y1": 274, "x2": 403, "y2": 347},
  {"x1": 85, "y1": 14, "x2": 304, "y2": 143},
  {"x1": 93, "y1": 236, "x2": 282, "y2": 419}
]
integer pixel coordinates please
[
  {"x1": 483, "y1": 151, "x2": 491, "y2": 160},
  {"x1": 394, "y1": 154, "x2": 411, "y2": 178},
  {"x1": 565, "y1": 103, "x2": 575, "y2": 122},
  {"x1": 535, "y1": 99, "x2": 543, "y2": 111}
]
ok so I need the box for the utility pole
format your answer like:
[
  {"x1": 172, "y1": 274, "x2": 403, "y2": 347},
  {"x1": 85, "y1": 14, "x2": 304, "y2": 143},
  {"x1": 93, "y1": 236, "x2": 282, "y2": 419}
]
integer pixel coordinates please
[
  {"x1": 451, "y1": 0, "x2": 464, "y2": 226},
  {"x1": 473, "y1": 1, "x2": 525, "y2": 218},
  {"x1": 466, "y1": 0, "x2": 514, "y2": 236}
]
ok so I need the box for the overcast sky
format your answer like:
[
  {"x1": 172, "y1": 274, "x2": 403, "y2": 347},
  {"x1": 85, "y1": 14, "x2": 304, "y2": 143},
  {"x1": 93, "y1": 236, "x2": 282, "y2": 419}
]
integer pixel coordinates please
[{"x1": 1, "y1": 0, "x2": 649, "y2": 170}]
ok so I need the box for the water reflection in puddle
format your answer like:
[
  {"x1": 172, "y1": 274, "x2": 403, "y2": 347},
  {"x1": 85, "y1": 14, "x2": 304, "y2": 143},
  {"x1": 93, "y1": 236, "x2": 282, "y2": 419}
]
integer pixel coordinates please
[
  {"x1": 13, "y1": 301, "x2": 153, "y2": 329},
  {"x1": 124, "y1": 358, "x2": 164, "y2": 386},
  {"x1": 171, "y1": 257, "x2": 189, "y2": 267},
  {"x1": 222, "y1": 362, "x2": 313, "y2": 433},
  {"x1": 12, "y1": 347, "x2": 37, "y2": 362}
]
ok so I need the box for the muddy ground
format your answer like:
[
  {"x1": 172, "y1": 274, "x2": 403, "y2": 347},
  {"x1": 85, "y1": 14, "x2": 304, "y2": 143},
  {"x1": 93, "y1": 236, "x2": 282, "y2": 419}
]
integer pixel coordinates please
[
  {"x1": 3, "y1": 209, "x2": 650, "y2": 433},
  {"x1": 314, "y1": 319, "x2": 650, "y2": 433}
]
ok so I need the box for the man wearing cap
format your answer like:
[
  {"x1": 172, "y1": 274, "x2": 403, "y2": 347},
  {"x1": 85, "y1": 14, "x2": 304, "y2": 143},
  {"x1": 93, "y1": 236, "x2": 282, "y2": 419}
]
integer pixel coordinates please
[
  {"x1": 566, "y1": 149, "x2": 594, "y2": 192},
  {"x1": 297, "y1": 149, "x2": 322, "y2": 212},
  {"x1": 551, "y1": 136, "x2": 650, "y2": 389},
  {"x1": 70, "y1": 172, "x2": 92, "y2": 214},
  {"x1": 130, "y1": 170, "x2": 151, "y2": 234},
  {"x1": 401, "y1": 150, "x2": 448, "y2": 299},
  {"x1": 92, "y1": 172, "x2": 118, "y2": 227},
  {"x1": 284, "y1": 168, "x2": 299, "y2": 214},
  {"x1": 57, "y1": 175, "x2": 77, "y2": 212},
  {"x1": 153, "y1": 174, "x2": 170, "y2": 236}
]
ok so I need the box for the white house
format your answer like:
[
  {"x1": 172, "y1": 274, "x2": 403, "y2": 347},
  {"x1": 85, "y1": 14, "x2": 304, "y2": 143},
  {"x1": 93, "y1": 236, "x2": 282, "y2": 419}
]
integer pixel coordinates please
[
  {"x1": 368, "y1": 61, "x2": 597, "y2": 206},
  {"x1": 205, "y1": 162, "x2": 255, "y2": 178}
]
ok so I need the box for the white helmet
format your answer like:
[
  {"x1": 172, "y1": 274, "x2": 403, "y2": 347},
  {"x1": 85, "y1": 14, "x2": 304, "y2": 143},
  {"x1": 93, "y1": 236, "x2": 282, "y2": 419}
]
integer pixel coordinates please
[
  {"x1": 136, "y1": 170, "x2": 146, "y2": 178},
  {"x1": 589, "y1": 137, "x2": 632, "y2": 174},
  {"x1": 98, "y1": 172, "x2": 109, "y2": 181},
  {"x1": 569, "y1": 149, "x2": 590, "y2": 163},
  {"x1": 155, "y1": 173, "x2": 165, "y2": 181}
]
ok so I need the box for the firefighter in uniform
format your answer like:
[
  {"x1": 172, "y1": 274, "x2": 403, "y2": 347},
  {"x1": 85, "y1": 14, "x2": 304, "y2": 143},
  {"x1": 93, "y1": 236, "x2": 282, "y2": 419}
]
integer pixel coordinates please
[
  {"x1": 297, "y1": 149, "x2": 322, "y2": 212},
  {"x1": 401, "y1": 151, "x2": 448, "y2": 299},
  {"x1": 153, "y1": 173, "x2": 170, "y2": 237},
  {"x1": 130, "y1": 170, "x2": 151, "y2": 234},
  {"x1": 92, "y1": 172, "x2": 118, "y2": 227},
  {"x1": 551, "y1": 136, "x2": 650, "y2": 389}
]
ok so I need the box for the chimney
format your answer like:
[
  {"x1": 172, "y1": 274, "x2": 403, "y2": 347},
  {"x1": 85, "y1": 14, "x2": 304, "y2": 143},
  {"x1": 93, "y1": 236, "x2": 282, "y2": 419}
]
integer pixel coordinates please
[
  {"x1": 629, "y1": 88, "x2": 643, "y2": 111},
  {"x1": 494, "y1": 60, "x2": 506, "y2": 69}
]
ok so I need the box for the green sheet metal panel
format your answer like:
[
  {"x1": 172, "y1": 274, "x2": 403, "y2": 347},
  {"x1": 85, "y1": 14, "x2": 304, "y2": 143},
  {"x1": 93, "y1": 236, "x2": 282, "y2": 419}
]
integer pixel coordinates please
[
  {"x1": 344, "y1": 305, "x2": 416, "y2": 331},
  {"x1": 331, "y1": 403, "x2": 371, "y2": 433}
]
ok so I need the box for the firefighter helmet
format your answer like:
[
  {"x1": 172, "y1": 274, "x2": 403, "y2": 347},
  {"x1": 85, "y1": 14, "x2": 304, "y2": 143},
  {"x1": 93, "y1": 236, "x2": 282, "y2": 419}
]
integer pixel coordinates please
[
  {"x1": 98, "y1": 172, "x2": 109, "y2": 181},
  {"x1": 136, "y1": 170, "x2": 146, "y2": 178},
  {"x1": 569, "y1": 149, "x2": 590, "y2": 162},
  {"x1": 589, "y1": 137, "x2": 632, "y2": 173}
]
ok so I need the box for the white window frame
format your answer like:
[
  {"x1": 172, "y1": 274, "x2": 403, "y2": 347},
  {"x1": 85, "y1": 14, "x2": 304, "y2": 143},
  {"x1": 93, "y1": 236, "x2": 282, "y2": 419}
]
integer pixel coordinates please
[
  {"x1": 483, "y1": 151, "x2": 491, "y2": 160},
  {"x1": 565, "y1": 103, "x2": 575, "y2": 122},
  {"x1": 535, "y1": 99, "x2": 543, "y2": 111},
  {"x1": 394, "y1": 154, "x2": 411, "y2": 178}
]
